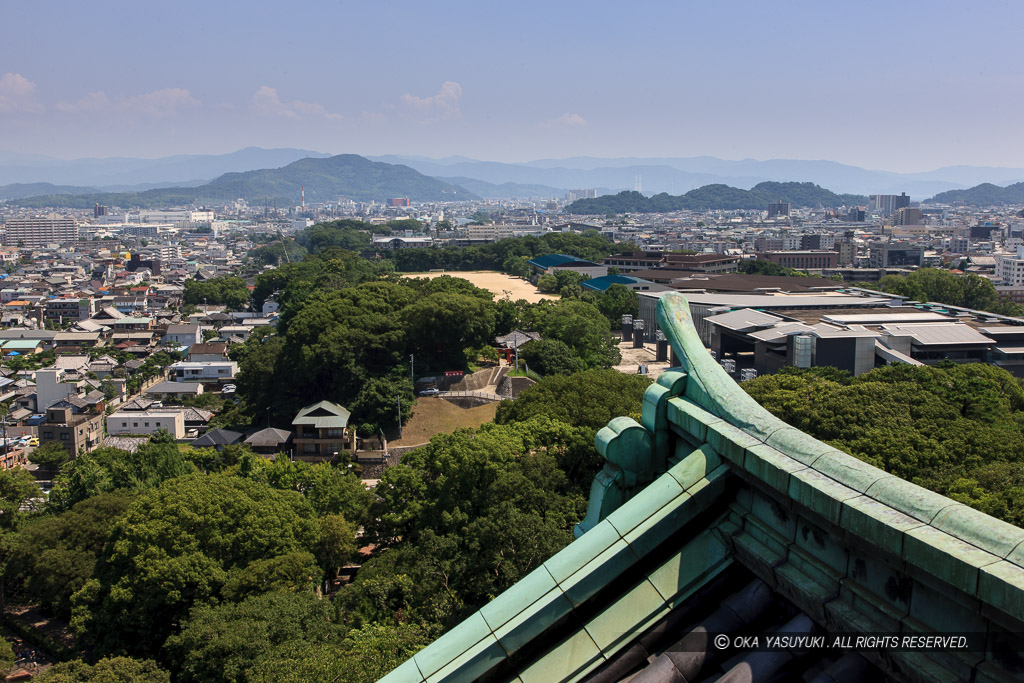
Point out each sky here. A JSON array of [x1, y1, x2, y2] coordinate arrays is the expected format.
[[2, 0, 1023, 172]]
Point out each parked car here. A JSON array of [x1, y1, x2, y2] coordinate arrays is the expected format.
[[418, 388, 440, 396], [28, 437, 38, 447]]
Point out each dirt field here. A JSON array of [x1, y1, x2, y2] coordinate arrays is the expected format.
[[390, 397, 498, 447], [614, 340, 671, 382], [402, 270, 559, 303]]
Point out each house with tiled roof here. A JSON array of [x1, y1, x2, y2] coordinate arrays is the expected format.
[[291, 400, 356, 461]]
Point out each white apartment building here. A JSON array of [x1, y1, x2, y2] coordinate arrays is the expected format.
[[3, 217, 78, 247], [107, 410, 185, 439], [996, 247, 1024, 286]]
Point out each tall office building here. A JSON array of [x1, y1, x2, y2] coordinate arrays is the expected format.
[[2, 217, 78, 247], [565, 189, 598, 202], [892, 207, 923, 225], [869, 193, 910, 216], [767, 201, 790, 218]]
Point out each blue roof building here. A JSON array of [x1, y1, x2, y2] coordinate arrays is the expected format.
[[580, 274, 666, 293]]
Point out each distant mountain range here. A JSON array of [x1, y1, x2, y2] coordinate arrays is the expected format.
[[7, 155, 477, 209], [0, 147, 331, 187], [371, 155, 1024, 198], [6, 147, 1024, 207], [433, 176, 565, 199], [566, 183, 867, 214]]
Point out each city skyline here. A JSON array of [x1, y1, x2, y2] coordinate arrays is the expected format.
[[3, 1, 1024, 172]]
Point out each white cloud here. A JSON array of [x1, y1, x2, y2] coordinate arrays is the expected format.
[[250, 86, 342, 120], [400, 81, 462, 121], [0, 73, 42, 113], [557, 112, 588, 126], [57, 88, 200, 118], [540, 112, 588, 128]]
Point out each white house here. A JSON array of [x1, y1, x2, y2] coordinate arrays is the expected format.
[[163, 323, 202, 348], [167, 360, 238, 382], [107, 409, 185, 439]]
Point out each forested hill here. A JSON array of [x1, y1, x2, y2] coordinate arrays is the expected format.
[[565, 181, 867, 214], [8, 154, 478, 209], [927, 182, 1024, 205]]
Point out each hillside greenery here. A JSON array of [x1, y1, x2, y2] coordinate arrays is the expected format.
[[928, 181, 1024, 206], [566, 181, 866, 214], [236, 225, 631, 435]]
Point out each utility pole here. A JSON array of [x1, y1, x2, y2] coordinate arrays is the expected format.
[[409, 354, 414, 382], [396, 396, 403, 439]]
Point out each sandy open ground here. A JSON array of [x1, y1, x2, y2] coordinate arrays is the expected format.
[[402, 270, 559, 303], [614, 340, 671, 382], [390, 397, 498, 447]]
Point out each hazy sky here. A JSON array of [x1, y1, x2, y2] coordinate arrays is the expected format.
[[2, 1, 1023, 171]]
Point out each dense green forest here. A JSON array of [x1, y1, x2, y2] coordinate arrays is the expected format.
[[0, 369, 649, 681], [744, 364, 1024, 524], [247, 219, 625, 274], [566, 181, 867, 214]]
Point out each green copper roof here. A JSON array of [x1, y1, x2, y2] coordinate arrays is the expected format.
[[382, 292, 1024, 683]]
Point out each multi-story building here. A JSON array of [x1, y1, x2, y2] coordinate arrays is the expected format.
[[168, 360, 237, 383], [291, 400, 357, 462], [601, 252, 666, 272], [838, 241, 857, 266], [35, 368, 84, 413], [950, 235, 971, 254], [564, 189, 597, 202], [163, 323, 202, 348], [2, 217, 78, 247], [996, 246, 1024, 286], [869, 242, 924, 267], [757, 251, 838, 269], [767, 201, 790, 218], [892, 207, 923, 226], [44, 298, 95, 323], [39, 401, 104, 455], [869, 193, 910, 216], [662, 254, 740, 273], [753, 237, 783, 252], [107, 409, 185, 439]]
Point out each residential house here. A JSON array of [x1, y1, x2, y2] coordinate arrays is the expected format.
[[187, 342, 227, 362], [107, 409, 185, 439], [163, 323, 202, 348], [291, 400, 357, 462], [143, 381, 204, 399], [244, 428, 292, 459], [167, 361, 237, 383], [191, 428, 243, 450]]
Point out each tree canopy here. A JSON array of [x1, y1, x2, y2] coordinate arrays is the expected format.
[[72, 473, 319, 656], [744, 364, 1024, 524], [183, 276, 251, 311], [859, 267, 1023, 316]]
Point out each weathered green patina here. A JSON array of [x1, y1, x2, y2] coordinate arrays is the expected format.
[[381, 292, 1024, 683]]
